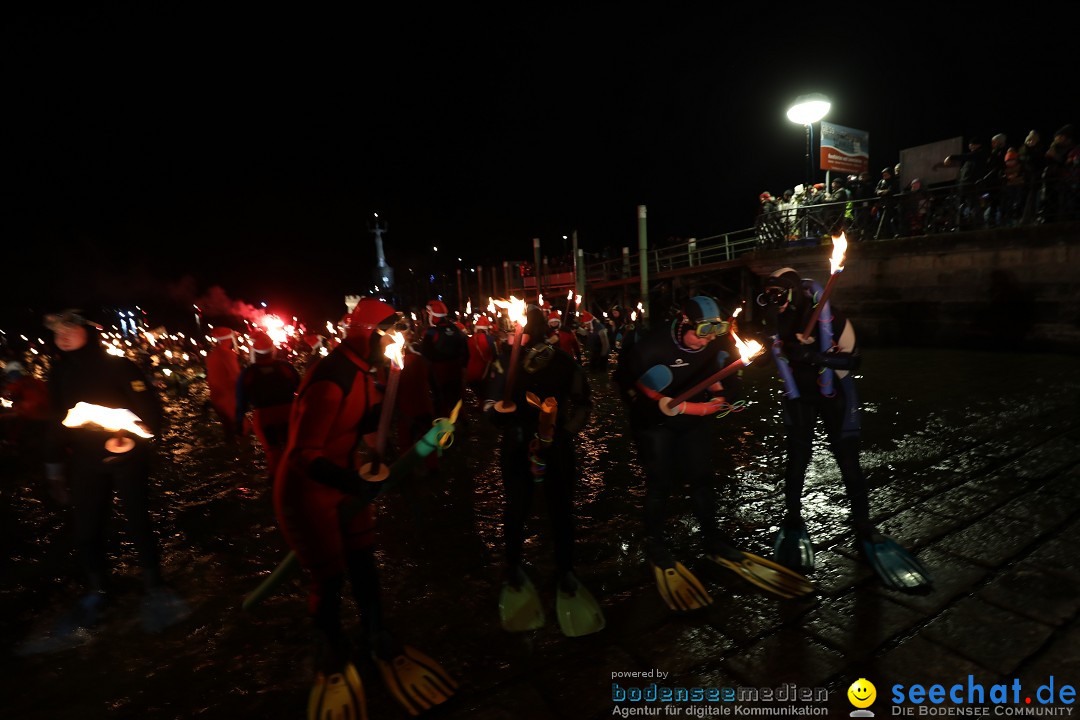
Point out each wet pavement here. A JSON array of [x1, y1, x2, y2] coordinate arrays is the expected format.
[[1, 347, 1078, 719]]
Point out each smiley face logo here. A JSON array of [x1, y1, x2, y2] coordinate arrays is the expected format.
[[847, 678, 876, 708]]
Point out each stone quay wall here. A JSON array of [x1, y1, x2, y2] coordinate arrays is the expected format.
[[742, 222, 1080, 353]]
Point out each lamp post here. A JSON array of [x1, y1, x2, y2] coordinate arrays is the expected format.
[[786, 93, 831, 186]]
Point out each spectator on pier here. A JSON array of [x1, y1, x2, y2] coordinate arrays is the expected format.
[[1019, 130, 1046, 224], [1043, 124, 1078, 222], [942, 137, 989, 230]]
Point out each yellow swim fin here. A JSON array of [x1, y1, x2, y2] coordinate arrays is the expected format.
[[307, 661, 367, 720], [376, 645, 458, 716], [650, 561, 713, 612]]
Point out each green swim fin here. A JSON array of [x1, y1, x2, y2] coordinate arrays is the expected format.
[[307, 662, 367, 720], [375, 644, 458, 716], [650, 561, 714, 612], [772, 515, 816, 575], [498, 566, 545, 632], [706, 544, 815, 599], [555, 573, 606, 637], [858, 529, 933, 592]]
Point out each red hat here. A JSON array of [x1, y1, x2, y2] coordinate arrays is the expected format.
[[426, 300, 448, 318], [579, 311, 594, 323], [474, 316, 492, 331], [547, 311, 562, 326], [344, 298, 400, 342], [252, 332, 274, 354], [211, 326, 234, 340], [454, 321, 467, 332], [759, 191, 772, 201]]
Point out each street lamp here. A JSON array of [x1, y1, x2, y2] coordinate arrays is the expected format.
[[786, 93, 831, 185]]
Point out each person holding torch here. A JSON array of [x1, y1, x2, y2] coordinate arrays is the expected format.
[[484, 302, 601, 636], [18, 310, 189, 656], [273, 297, 457, 719], [758, 266, 931, 592], [613, 295, 814, 612]]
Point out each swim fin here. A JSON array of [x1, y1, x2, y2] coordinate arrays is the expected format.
[[706, 544, 815, 599], [375, 645, 458, 716], [555, 573, 606, 637], [307, 662, 367, 720], [650, 561, 714, 612], [772, 515, 816, 575], [858, 529, 933, 592], [498, 566, 545, 632]]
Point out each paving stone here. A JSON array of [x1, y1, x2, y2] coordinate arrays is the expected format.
[[935, 512, 1044, 567], [919, 596, 1056, 675], [1023, 518, 1080, 584], [631, 622, 735, 676], [870, 634, 1001, 691], [976, 561, 1080, 627], [803, 588, 924, 659], [722, 626, 846, 687], [1040, 465, 1080, 503], [1015, 617, 1080, 696], [876, 506, 965, 549], [996, 485, 1078, 532]]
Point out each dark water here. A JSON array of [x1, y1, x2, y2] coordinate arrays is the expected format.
[[1, 348, 1077, 719]]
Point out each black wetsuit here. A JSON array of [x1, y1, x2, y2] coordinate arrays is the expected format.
[[613, 323, 741, 555], [46, 335, 165, 592], [484, 336, 591, 576], [771, 301, 869, 527]]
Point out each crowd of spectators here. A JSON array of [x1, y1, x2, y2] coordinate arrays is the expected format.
[[755, 124, 1078, 248]]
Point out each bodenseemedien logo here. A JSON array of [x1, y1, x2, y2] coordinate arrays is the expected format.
[[848, 678, 877, 717]]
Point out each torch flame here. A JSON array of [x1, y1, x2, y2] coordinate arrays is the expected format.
[[493, 296, 528, 328], [487, 297, 496, 314], [731, 330, 764, 366], [466, 300, 472, 315], [383, 330, 406, 370], [62, 402, 154, 438], [566, 290, 573, 300], [830, 233, 848, 274]]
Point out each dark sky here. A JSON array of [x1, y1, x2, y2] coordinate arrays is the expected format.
[[4, 7, 1074, 334]]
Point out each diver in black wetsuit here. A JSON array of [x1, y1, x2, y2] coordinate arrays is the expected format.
[[759, 268, 932, 592]]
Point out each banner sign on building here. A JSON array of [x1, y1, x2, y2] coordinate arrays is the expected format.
[[819, 121, 869, 174]]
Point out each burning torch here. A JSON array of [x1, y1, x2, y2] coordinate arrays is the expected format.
[[493, 296, 528, 412], [359, 330, 406, 483], [661, 331, 765, 414], [62, 401, 154, 453], [800, 233, 848, 342]]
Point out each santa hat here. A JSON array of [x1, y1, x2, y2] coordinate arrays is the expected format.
[[474, 316, 492, 332], [211, 326, 235, 341], [252, 332, 274, 354], [579, 311, 594, 323], [547, 311, 562, 327], [426, 300, 448, 318]]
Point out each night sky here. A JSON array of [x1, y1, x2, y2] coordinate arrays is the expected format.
[[4, 7, 1074, 335]]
